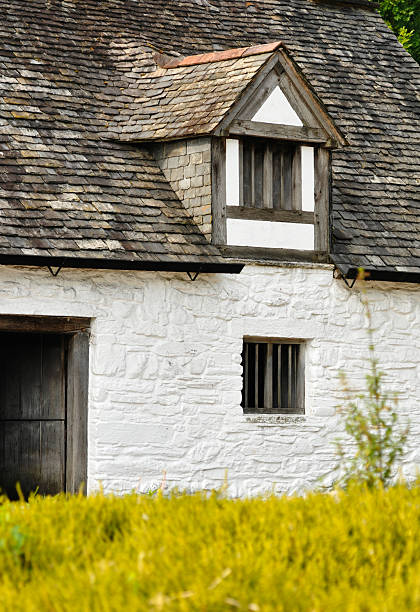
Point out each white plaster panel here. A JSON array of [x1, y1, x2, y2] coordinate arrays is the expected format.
[[252, 86, 303, 126], [227, 219, 315, 250], [226, 138, 240, 206], [301, 146, 315, 212], [0, 265, 418, 497]]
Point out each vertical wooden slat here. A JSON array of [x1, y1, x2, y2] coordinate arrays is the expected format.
[[239, 140, 244, 206], [254, 143, 264, 208], [66, 332, 89, 495], [243, 342, 249, 410], [276, 344, 281, 410], [291, 345, 297, 410], [254, 343, 259, 409], [272, 144, 282, 210], [288, 344, 292, 410], [291, 146, 302, 211], [263, 144, 273, 209], [314, 147, 330, 252], [211, 137, 227, 245], [264, 343, 273, 410], [41, 335, 66, 420], [40, 421, 65, 496], [243, 141, 253, 207], [282, 146, 293, 210], [297, 344, 305, 414]]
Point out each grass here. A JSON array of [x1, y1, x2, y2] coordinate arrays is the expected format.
[[0, 484, 419, 610]]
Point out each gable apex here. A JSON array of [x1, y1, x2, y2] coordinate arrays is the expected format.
[[215, 51, 347, 146], [251, 85, 304, 127]]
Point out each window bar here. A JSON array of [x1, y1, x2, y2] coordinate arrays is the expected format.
[[243, 342, 249, 410], [263, 144, 273, 209], [288, 344, 292, 410], [264, 342, 273, 410], [254, 342, 259, 410], [276, 344, 281, 410], [291, 345, 297, 410]]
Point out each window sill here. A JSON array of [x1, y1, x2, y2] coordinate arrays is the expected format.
[[219, 245, 330, 265], [244, 414, 306, 425]]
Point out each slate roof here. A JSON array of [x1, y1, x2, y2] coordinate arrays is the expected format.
[[109, 44, 281, 142], [1, 0, 420, 280]]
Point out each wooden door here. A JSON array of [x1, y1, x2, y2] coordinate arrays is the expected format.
[[0, 333, 66, 499]]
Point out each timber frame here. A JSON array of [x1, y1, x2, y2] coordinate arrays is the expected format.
[[211, 136, 332, 259], [0, 314, 90, 494], [211, 48, 340, 259]]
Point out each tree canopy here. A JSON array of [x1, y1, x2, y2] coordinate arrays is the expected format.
[[376, 0, 420, 64]]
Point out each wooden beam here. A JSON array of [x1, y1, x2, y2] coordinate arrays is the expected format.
[[228, 120, 328, 144], [314, 147, 331, 252], [66, 332, 89, 495], [219, 244, 329, 263], [211, 137, 227, 245], [226, 206, 314, 224], [0, 315, 91, 334], [215, 55, 283, 135], [274, 54, 347, 146]]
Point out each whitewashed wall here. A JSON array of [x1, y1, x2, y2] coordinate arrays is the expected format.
[[0, 264, 419, 496]]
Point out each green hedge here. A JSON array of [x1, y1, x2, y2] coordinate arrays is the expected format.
[[0, 484, 419, 610]]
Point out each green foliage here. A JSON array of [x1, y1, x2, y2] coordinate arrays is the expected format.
[[1, 486, 420, 609], [376, 0, 420, 63], [336, 282, 409, 488]]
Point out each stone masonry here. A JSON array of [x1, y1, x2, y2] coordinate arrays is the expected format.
[[154, 138, 212, 240], [0, 263, 419, 497]]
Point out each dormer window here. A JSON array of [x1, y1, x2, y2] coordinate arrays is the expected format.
[[225, 137, 316, 250], [209, 51, 345, 257], [128, 42, 346, 258]]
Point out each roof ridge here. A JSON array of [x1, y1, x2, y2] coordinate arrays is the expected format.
[[155, 42, 283, 69]]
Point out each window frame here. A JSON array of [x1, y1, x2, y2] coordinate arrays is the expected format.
[[242, 337, 305, 415], [211, 135, 331, 258]]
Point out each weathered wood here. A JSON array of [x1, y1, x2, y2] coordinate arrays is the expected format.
[[254, 343, 259, 409], [264, 342, 273, 410], [239, 71, 281, 121], [244, 337, 306, 345], [215, 56, 283, 133], [243, 342, 248, 410], [66, 332, 89, 495], [219, 245, 329, 262], [263, 145, 273, 208], [0, 315, 90, 334], [229, 120, 328, 144], [291, 145, 302, 211], [226, 206, 314, 224], [211, 137, 227, 245], [254, 142, 264, 208], [296, 344, 306, 414], [0, 334, 65, 421], [282, 145, 293, 210], [314, 147, 331, 252], [274, 56, 346, 146], [0, 333, 67, 499]]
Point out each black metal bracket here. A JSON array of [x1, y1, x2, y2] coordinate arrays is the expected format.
[[47, 266, 63, 277], [333, 266, 357, 289], [186, 271, 200, 282]]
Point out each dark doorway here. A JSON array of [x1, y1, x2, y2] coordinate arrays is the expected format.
[[0, 333, 66, 499], [0, 317, 90, 499]]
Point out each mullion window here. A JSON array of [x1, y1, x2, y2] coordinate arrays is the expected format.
[[241, 138, 298, 211]]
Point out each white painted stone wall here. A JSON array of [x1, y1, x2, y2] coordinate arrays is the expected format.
[[0, 263, 419, 497]]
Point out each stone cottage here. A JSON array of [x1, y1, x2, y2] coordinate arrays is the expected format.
[[0, 0, 419, 497]]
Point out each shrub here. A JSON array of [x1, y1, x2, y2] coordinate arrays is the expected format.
[[0, 485, 420, 610], [335, 273, 409, 488]]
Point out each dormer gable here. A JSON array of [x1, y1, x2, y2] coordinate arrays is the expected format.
[[112, 43, 345, 261]]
